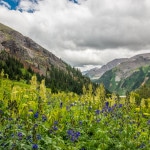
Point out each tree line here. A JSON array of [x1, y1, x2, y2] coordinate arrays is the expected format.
[[0, 52, 96, 94]]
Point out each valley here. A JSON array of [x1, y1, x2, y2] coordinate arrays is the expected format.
[[0, 22, 150, 149]]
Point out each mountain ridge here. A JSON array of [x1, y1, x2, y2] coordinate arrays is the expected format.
[[95, 53, 150, 95], [84, 58, 128, 80]]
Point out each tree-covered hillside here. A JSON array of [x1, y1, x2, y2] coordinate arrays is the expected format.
[[97, 65, 150, 95], [0, 51, 94, 94], [0, 51, 35, 81]]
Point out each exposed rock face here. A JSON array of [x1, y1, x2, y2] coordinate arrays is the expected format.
[[115, 54, 150, 79], [0, 23, 66, 75]]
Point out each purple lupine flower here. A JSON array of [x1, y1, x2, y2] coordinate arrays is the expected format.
[[67, 129, 74, 136], [95, 109, 100, 115], [113, 104, 117, 107], [34, 112, 39, 118], [32, 144, 38, 149], [67, 129, 81, 142], [54, 121, 58, 125], [108, 107, 112, 112], [18, 132, 23, 137], [75, 131, 80, 138], [118, 104, 123, 108], [53, 126, 58, 131], [71, 136, 76, 142], [105, 102, 109, 108]]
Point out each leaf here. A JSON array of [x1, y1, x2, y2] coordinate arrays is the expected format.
[[44, 136, 52, 145]]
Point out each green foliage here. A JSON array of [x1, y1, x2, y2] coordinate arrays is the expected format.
[[122, 68, 145, 91], [97, 69, 114, 89], [136, 85, 150, 99], [0, 76, 149, 150]]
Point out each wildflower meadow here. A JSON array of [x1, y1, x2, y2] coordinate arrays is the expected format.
[[0, 74, 150, 150]]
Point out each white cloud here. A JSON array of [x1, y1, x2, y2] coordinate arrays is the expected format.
[[76, 65, 102, 72], [17, 0, 39, 12], [0, 0, 150, 71], [62, 48, 150, 66], [73, 48, 150, 71], [0, 0, 11, 9]]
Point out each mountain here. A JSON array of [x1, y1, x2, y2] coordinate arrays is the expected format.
[[0, 23, 67, 75], [0, 22, 92, 94], [84, 58, 128, 80], [95, 53, 150, 95]]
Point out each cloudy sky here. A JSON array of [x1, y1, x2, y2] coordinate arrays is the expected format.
[[0, 0, 150, 71]]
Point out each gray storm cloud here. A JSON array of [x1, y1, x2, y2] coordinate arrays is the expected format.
[[0, 0, 150, 70]]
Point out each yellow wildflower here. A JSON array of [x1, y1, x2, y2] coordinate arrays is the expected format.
[[22, 103, 28, 107], [135, 108, 140, 112], [28, 111, 33, 115], [141, 99, 146, 108], [141, 132, 148, 136], [143, 113, 150, 116], [23, 95, 29, 99]]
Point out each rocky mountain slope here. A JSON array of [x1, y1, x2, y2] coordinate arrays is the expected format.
[[84, 58, 128, 80], [0, 22, 92, 94], [0, 22, 66, 76], [96, 53, 150, 95]]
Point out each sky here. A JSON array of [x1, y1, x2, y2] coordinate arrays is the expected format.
[[0, 0, 150, 71]]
